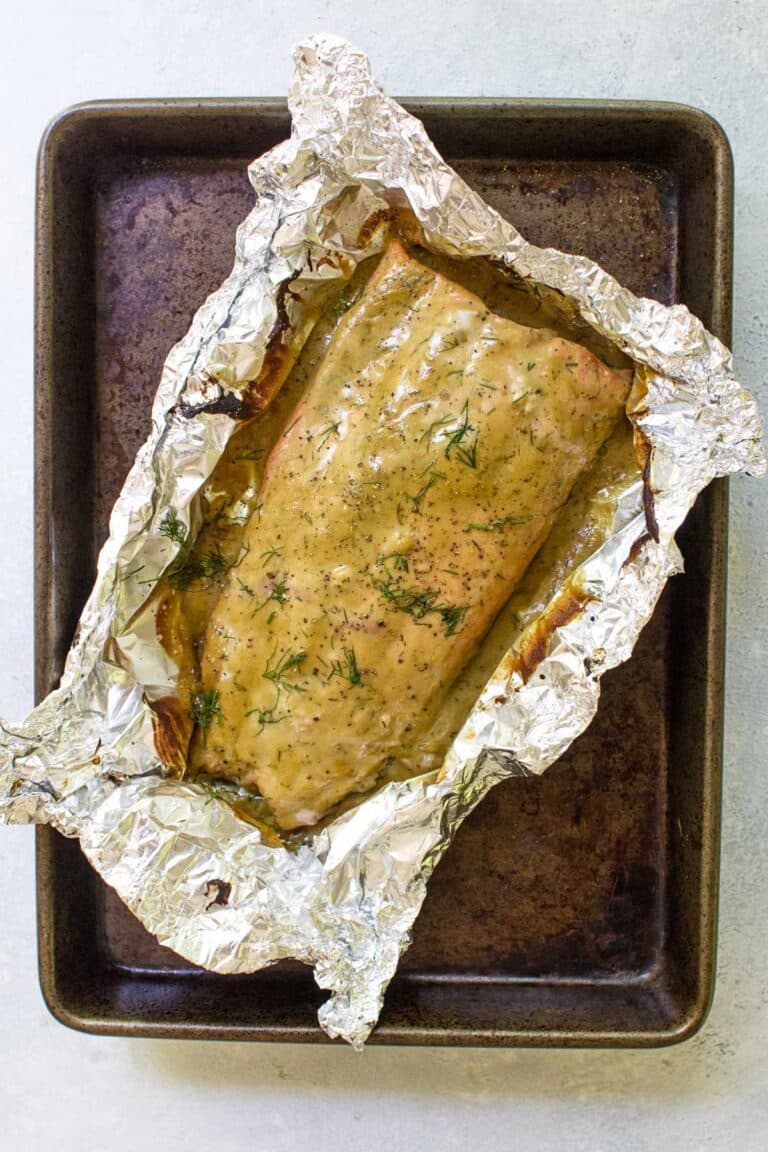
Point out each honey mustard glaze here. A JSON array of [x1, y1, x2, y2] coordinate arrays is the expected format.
[[155, 237, 636, 831]]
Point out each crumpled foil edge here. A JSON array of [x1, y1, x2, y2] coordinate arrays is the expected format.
[[0, 35, 764, 1047]]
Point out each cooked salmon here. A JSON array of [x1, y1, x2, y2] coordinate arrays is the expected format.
[[193, 240, 631, 828]]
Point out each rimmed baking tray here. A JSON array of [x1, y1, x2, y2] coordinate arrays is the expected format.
[[34, 98, 731, 1045]]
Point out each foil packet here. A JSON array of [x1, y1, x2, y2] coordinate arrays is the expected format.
[[0, 35, 764, 1047]]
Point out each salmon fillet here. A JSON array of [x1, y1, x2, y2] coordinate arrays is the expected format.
[[193, 240, 631, 828]]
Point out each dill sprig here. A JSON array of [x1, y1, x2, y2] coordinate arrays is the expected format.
[[263, 647, 307, 695], [373, 575, 467, 637], [160, 510, 192, 582], [315, 421, 341, 450], [468, 516, 532, 533], [159, 510, 237, 591], [202, 780, 224, 806], [256, 647, 307, 724], [251, 574, 290, 615], [374, 577, 438, 618], [327, 647, 363, 687], [441, 402, 478, 469], [245, 705, 287, 735], [380, 552, 410, 572], [265, 576, 289, 606], [160, 509, 187, 546], [420, 413, 454, 445], [421, 402, 479, 469], [412, 466, 446, 513], [438, 604, 469, 636], [168, 544, 229, 590], [191, 689, 221, 730]]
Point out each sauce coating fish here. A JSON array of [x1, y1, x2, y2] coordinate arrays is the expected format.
[[192, 240, 631, 828]]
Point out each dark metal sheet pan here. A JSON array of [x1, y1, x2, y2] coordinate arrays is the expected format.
[[34, 98, 731, 1045]]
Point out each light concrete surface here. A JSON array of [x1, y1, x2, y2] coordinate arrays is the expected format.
[[1, 2, 766, 1149]]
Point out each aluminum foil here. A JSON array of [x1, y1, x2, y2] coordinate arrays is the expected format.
[[0, 35, 764, 1047]]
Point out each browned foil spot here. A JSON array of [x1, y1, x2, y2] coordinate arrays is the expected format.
[[641, 448, 660, 543], [150, 696, 192, 777], [507, 585, 593, 685], [356, 207, 393, 248]]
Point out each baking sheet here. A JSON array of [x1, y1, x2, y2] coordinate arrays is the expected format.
[[35, 98, 729, 1044]]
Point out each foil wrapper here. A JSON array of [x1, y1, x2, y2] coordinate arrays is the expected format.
[[1, 35, 764, 1047]]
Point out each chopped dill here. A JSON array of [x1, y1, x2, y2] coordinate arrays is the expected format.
[[301, 511, 314, 526], [159, 511, 241, 590], [439, 604, 469, 636], [263, 647, 307, 694], [315, 421, 341, 450], [266, 576, 289, 606], [441, 401, 478, 469], [379, 552, 410, 572], [191, 689, 221, 731], [234, 445, 265, 461], [260, 547, 281, 566], [526, 362, 536, 371], [245, 705, 287, 735], [421, 402, 478, 469], [202, 780, 223, 806], [468, 516, 531, 532], [565, 360, 578, 369], [168, 544, 230, 590], [411, 467, 446, 513], [159, 509, 187, 547], [252, 575, 290, 615], [237, 577, 255, 597], [327, 646, 364, 687], [373, 575, 467, 637], [420, 413, 455, 446], [159, 510, 192, 584]]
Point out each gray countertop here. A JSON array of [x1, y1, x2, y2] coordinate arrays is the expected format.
[[1, 2, 766, 1148]]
